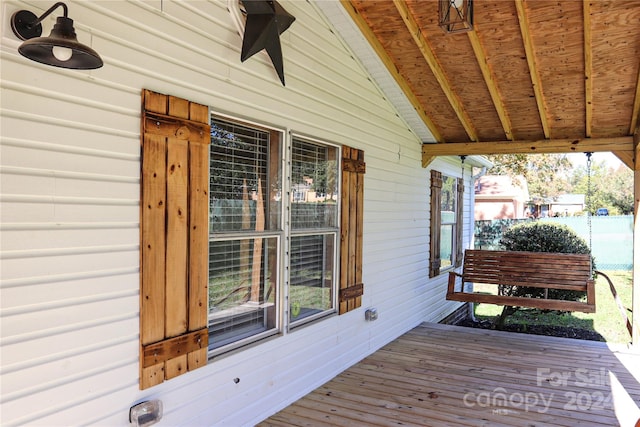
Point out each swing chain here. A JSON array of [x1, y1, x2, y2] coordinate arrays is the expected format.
[[585, 152, 593, 273]]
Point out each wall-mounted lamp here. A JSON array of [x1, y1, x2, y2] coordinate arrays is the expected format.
[[129, 400, 163, 427], [10, 2, 103, 69], [439, 0, 474, 34]]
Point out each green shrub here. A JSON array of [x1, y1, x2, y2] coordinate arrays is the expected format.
[[499, 221, 595, 302]]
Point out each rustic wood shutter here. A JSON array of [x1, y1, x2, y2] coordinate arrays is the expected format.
[[140, 89, 210, 389], [429, 170, 442, 278], [455, 177, 464, 268], [339, 146, 365, 314]]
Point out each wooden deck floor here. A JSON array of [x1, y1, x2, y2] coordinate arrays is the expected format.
[[259, 323, 640, 427]]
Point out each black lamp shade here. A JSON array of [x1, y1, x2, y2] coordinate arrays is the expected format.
[[11, 4, 103, 70], [18, 16, 103, 69]]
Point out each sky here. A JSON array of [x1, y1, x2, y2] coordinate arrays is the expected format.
[[566, 152, 622, 170]]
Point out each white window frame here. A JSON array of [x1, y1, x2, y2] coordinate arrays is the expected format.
[[286, 134, 341, 330], [440, 173, 458, 271], [208, 115, 341, 356]]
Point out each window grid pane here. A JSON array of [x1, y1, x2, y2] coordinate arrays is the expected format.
[[440, 224, 454, 268], [208, 237, 277, 350], [289, 234, 335, 323], [441, 175, 457, 224], [210, 120, 278, 233], [291, 139, 338, 229]]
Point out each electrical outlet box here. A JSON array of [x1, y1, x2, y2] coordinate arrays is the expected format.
[[365, 308, 378, 321]]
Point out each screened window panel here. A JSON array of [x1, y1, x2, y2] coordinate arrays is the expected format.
[[208, 237, 277, 350], [441, 175, 456, 214], [210, 119, 281, 233], [440, 224, 454, 268], [289, 234, 335, 323], [291, 138, 338, 230], [440, 175, 457, 269]]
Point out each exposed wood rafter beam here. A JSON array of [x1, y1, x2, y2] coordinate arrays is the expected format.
[[422, 136, 634, 158], [632, 129, 640, 171], [583, 0, 592, 137], [626, 66, 640, 169], [393, 0, 479, 142], [634, 130, 640, 346], [631, 59, 640, 135], [339, 1, 443, 142], [613, 151, 635, 171], [467, 30, 513, 141], [515, 0, 551, 139], [422, 155, 435, 168]]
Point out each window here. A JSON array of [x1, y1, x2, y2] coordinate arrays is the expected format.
[[290, 138, 339, 325], [208, 118, 282, 352], [440, 175, 456, 269], [139, 90, 365, 388], [430, 170, 464, 277], [208, 117, 342, 350]]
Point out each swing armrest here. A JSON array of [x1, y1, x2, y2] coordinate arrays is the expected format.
[[447, 271, 464, 294]]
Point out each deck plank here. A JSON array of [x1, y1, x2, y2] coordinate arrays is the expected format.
[[259, 323, 640, 427]]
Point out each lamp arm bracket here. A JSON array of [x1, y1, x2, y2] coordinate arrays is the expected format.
[[11, 2, 68, 41], [29, 2, 68, 28]]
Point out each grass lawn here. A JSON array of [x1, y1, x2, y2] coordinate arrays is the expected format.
[[473, 270, 633, 344]]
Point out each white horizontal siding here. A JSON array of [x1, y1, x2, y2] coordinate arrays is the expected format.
[[0, 1, 470, 425]]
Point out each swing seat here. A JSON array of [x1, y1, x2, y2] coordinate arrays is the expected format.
[[446, 250, 596, 313]]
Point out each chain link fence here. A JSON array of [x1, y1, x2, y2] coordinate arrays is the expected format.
[[474, 216, 633, 271]]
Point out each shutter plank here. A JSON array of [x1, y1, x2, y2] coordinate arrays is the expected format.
[[355, 151, 364, 309], [169, 95, 190, 119], [141, 134, 166, 345], [340, 147, 350, 314], [188, 348, 208, 371], [189, 140, 209, 330], [144, 89, 168, 114], [166, 138, 189, 337], [190, 103, 209, 124], [141, 363, 164, 390], [429, 170, 442, 277], [143, 114, 208, 144], [455, 177, 464, 267], [165, 355, 187, 380], [347, 149, 357, 312]]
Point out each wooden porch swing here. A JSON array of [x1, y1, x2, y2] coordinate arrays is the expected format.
[[446, 152, 634, 337], [447, 153, 598, 314], [446, 249, 596, 313]]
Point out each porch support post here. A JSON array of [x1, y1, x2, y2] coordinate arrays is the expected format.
[[633, 130, 640, 347]]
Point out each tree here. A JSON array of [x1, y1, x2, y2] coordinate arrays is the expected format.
[[570, 161, 633, 215], [607, 166, 633, 214], [484, 154, 572, 200]]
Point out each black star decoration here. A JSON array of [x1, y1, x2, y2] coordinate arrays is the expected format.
[[240, 0, 295, 86]]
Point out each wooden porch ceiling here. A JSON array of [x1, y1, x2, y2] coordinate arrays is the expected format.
[[340, 0, 640, 168]]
